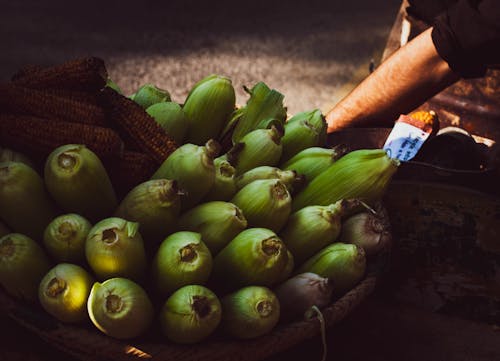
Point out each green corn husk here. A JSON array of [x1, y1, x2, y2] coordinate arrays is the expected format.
[[203, 158, 238, 202], [87, 277, 154, 339], [0, 233, 51, 302], [0, 221, 10, 238], [212, 228, 291, 289], [231, 82, 287, 144], [292, 149, 400, 211], [152, 140, 219, 210], [280, 110, 327, 163], [297, 243, 366, 295], [0, 147, 35, 169], [43, 213, 92, 263], [85, 217, 147, 281], [281, 145, 347, 182], [160, 285, 222, 344], [114, 179, 182, 247], [221, 286, 280, 339], [151, 231, 213, 297], [132, 84, 171, 109], [0, 161, 59, 239], [227, 125, 284, 175], [44, 144, 118, 222], [231, 179, 291, 233], [146, 101, 188, 144], [279, 201, 344, 266], [178, 201, 247, 255], [183, 75, 236, 145], [235, 166, 305, 194], [38, 263, 94, 323]]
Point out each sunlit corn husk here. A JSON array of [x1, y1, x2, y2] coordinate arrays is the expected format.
[[38, 263, 94, 323], [235, 166, 305, 195], [279, 201, 344, 265], [178, 201, 247, 255], [212, 228, 291, 289], [231, 179, 291, 233], [132, 83, 171, 109], [146, 101, 188, 144], [0, 147, 35, 169], [0, 233, 51, 302], [44, 144, 118, 222], [43, 213, 92, 263], [114, 179, 182, 247], [87, 277, 154, 339], [0, 161, 59, 239], [231, 82, 287, 144], [221, 286, 280, 339], [339, 210, 392, 257], [0, 221, 9, 238], [297, 243, 366, 295], [183, 75, 236, 145], [85, 217, 147, 281], [280, 110, 325, 163], [160, 285, 221, 344], [203, 158, 238, 202], [280, 145, 347, 182], [151, 231, 213, 297], [292, 149, 400, 211], [151, 140, 219, 210], [228, 125, 284, 175]]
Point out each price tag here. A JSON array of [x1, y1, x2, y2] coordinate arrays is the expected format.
[[383, 114, 432, 161]]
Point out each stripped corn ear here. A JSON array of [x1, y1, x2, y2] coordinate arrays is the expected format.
[[292, 149, 399, 211], [231, 82, 287, 144], [183, 75, 236, 145], [203, 158, 238, 202]]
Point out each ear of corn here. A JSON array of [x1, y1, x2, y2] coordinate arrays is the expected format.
[[132, 84, 171, 109], [231, 82, 287, 144], [203, 158, 238, 202], [292, 149, 399, 211], [183, 75, 236, 145], [235, 166, 305, 194], [146, 102, 188, 145]]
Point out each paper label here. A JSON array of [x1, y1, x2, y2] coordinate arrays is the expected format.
[[383, 120, 430, 161]]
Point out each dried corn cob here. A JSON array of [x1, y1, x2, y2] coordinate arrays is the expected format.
[[0, 84, 107, 126], [0, 114, 124, 161], [100, 87, 177, 164], [40, 87, 101, 106], [11, 57, 107, 91], [10, 64, 43, 81]]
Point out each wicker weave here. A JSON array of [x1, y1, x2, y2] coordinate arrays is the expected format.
[[0, 276, 376, 361]]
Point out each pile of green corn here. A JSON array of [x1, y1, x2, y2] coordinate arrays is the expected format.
[[0, 75, 399, 343]]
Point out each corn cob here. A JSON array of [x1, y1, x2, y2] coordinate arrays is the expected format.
[[231, 82, 287, 144], [183, 75, 236, 145], [40, 87, 101, 106], [11, 57, 108, 91], [132, 84, 171, 109], [100, 87, 177, 163], [0, 84, 107, 126], [10, 64, 43, 81], [0, 114, 124, 161], [292, 149, 399, 211]]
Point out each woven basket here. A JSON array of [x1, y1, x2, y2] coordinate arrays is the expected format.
[[0, 276, 376, 361]]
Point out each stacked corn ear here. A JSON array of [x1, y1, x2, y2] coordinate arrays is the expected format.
[[0, 161, 59, 239], [279, 201, 343, 265], [132, 84, 171, 109], [178, 201, 248, 256], [151, 140, 219, 210], [292, 149, 400, 211], [44, 144, 117, 222], [227, 124, 284, 175], [280, 144, 348, 182], [203, 157, 238, 202], [231, 82, 287, 144], [146, 102, 188, 145], [114, 179, 182, 247], [212, 228, 291, 290], [0, 233, 51, 302], [280, 109, 327, 163], [183, 75, 236, 145], [297, 242, 366, 295], [235, 166, 305, 195], [231, 179, 291, 233]]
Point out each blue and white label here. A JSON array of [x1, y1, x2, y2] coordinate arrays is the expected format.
[[383, 121, 430, 161]]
